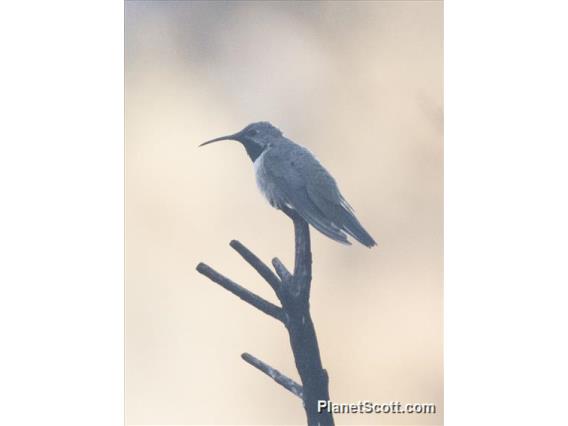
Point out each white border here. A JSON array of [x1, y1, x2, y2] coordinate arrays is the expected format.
[[0, 1, 124, 425], [446, 1, 568, 424]]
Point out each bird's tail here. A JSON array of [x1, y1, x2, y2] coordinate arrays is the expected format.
[[341, 211, 377, 248], [303, 188, 377, 248]]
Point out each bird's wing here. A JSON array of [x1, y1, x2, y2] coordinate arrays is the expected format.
[[305, 168, 377, 248], [291, 146, 377, 248], [265, 145, 351, 245]]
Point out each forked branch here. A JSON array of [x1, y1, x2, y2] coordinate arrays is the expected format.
[[196, 212, 334, 425]]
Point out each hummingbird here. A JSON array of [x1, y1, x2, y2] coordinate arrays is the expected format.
[[200, 122, 377, 248]]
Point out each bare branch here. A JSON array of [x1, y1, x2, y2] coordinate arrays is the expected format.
[[241, 352, 303, 399], [230, 240, 281, 292], [291, 215, 312, 295], [196, 263, 284, 322], [272, 257, 292, 283], [196, 209, 333, 424]]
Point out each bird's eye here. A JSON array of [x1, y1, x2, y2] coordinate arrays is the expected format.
[[250, 129, 259, 136]]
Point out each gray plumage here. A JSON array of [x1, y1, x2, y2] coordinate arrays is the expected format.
[[200, 122, 377, 248]]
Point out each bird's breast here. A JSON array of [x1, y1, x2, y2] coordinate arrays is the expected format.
[[252, 149, 266, 175], [253, 150, 282, 208]]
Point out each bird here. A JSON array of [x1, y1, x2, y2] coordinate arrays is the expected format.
[[199, 122, 377, 248]]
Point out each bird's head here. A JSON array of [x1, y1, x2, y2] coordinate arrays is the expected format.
[[200, 122, 283, 162]]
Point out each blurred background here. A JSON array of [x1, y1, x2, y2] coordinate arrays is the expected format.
[[125, 1, 442, 425]]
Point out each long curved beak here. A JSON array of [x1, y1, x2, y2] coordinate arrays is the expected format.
[[199, 132, 241, 147]]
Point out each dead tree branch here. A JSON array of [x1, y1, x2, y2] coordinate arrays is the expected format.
[[196, 212, 334, 425], [195, 263, 284, 322], [241, 352, 304, 399]]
